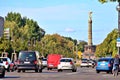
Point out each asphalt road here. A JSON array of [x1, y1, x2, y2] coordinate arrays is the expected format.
[[1, 67, 120, 80]]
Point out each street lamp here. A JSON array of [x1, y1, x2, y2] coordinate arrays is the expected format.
[[116, 2, 120, 55]]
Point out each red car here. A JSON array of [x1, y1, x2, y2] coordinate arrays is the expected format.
[[47, 54, 62, 70]]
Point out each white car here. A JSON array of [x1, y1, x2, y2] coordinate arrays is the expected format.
[[57, 58, 77, 72], [80, 61, 89, 67], [42, 58, 47, 68], [0, 57, 12, 72]]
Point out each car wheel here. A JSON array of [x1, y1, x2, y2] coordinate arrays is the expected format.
[[7, 66, 10, 72], [72, 69, 77, 72], [0, 71, 5, 78], [96, 70, 100, 73], [39, 69, 42, 73], [17, 69, 21, 73], [58, 69, 61, 72], [35, 69, 38, 72], [22, 70, 25, 72]]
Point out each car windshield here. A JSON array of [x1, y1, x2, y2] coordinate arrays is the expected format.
[[60, 59, 71, 62], [19, 51, 36, 61]]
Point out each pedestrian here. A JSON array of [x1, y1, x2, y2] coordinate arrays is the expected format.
[[112, 54, 120, 76]]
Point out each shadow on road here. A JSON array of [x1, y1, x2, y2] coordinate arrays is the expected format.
[[3, 76, 20, 79]]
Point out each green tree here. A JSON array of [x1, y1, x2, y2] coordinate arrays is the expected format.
[[95, 29, 118, 57], [1, 12, 45, 54], [77, 41, 87, 52], [40, 34, 75, 58], [99, 0, 120, 3]]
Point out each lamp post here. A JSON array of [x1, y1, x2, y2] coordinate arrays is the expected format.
[[116, 2, 120, 55]]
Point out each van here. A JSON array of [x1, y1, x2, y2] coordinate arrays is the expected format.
[[47, 54, 61, 70], [17, 51, 43, 73]]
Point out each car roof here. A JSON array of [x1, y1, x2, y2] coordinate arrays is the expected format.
[[98, 57, 113, 61]]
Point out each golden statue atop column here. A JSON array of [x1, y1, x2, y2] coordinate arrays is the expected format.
[[88, 11, 93, 46]]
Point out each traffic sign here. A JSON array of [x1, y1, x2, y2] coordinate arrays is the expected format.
[[0, 16, 4, 37], [117, 38, 120, 47]]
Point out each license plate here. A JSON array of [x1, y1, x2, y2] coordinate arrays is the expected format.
[[100, 63, 105, 66], [49, 64, 53, 67], [24, 61, 30, 64]]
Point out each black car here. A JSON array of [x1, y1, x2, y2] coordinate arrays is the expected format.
[[17, 51, 43, 73], [0, 65, 5, 78]]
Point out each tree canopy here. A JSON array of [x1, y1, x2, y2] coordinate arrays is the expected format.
[[95, 29, 118, 57], [98, 0, 120, 3]]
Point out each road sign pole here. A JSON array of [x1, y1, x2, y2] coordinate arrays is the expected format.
[[116, 2, 120, 55]]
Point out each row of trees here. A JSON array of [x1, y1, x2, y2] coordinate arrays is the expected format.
[[0, 12, 87, 58], [2, 11, 119, 59], [95, 29, 118, 57], [0, 12, 45, 57]]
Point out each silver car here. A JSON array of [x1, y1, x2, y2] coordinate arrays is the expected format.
[[42, 58, 47, 68], [57, 58, 77, 72], [0, 57, 12, 72]]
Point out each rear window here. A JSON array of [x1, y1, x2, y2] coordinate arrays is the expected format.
[[0, 58, 7, 61], [19, 51, 36, 61], [60, 59, 72, 62], [42, 58, 47, 61], [0, 58, 8, 63], [82, 61, 88, 63], [98, 58, 110, 62]]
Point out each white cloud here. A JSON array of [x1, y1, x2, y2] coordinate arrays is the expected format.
[[65, 28, 75, 32]]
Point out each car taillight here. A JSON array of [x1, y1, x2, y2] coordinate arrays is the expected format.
[[17, 60, 20, 64], [70, 61, 73, 65], [10, 63, 14, 67], [108, 64, 111, 67], [34, 61, 37, 64], [96, 63, 98, 66], [6, 61, 8, 65]]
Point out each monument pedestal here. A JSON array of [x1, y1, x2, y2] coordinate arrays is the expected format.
[[83, 45, 96, 60]]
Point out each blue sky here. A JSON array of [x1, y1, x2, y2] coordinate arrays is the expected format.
[[0, 0, 118, 45]]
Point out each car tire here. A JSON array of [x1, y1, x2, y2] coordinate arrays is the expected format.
[[96, 70, 100, 73], [35, 69, 38, 72], [17, 69, 21, 73], [39, 69, 42, 73], [0, 71, 5, 78], [22, 70, 25, 72], [72, 69, 77, 72], [58, 69, 61, 72]]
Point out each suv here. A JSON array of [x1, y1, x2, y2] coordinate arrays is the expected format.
[[17, 51, 43, 73], [57, 58, 77, 72]]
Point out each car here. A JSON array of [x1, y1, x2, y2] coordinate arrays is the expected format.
[[0, 63, 5, 78], [96, 57, 114, 73], [0, 57, 12, 72], [42, 58, 47, 68], [88, 60, 96, 68], [17, 51, 43, 73], [80, 59, 89, 67], [47, 54, 61, 70], [57, 58, 77, 72]]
